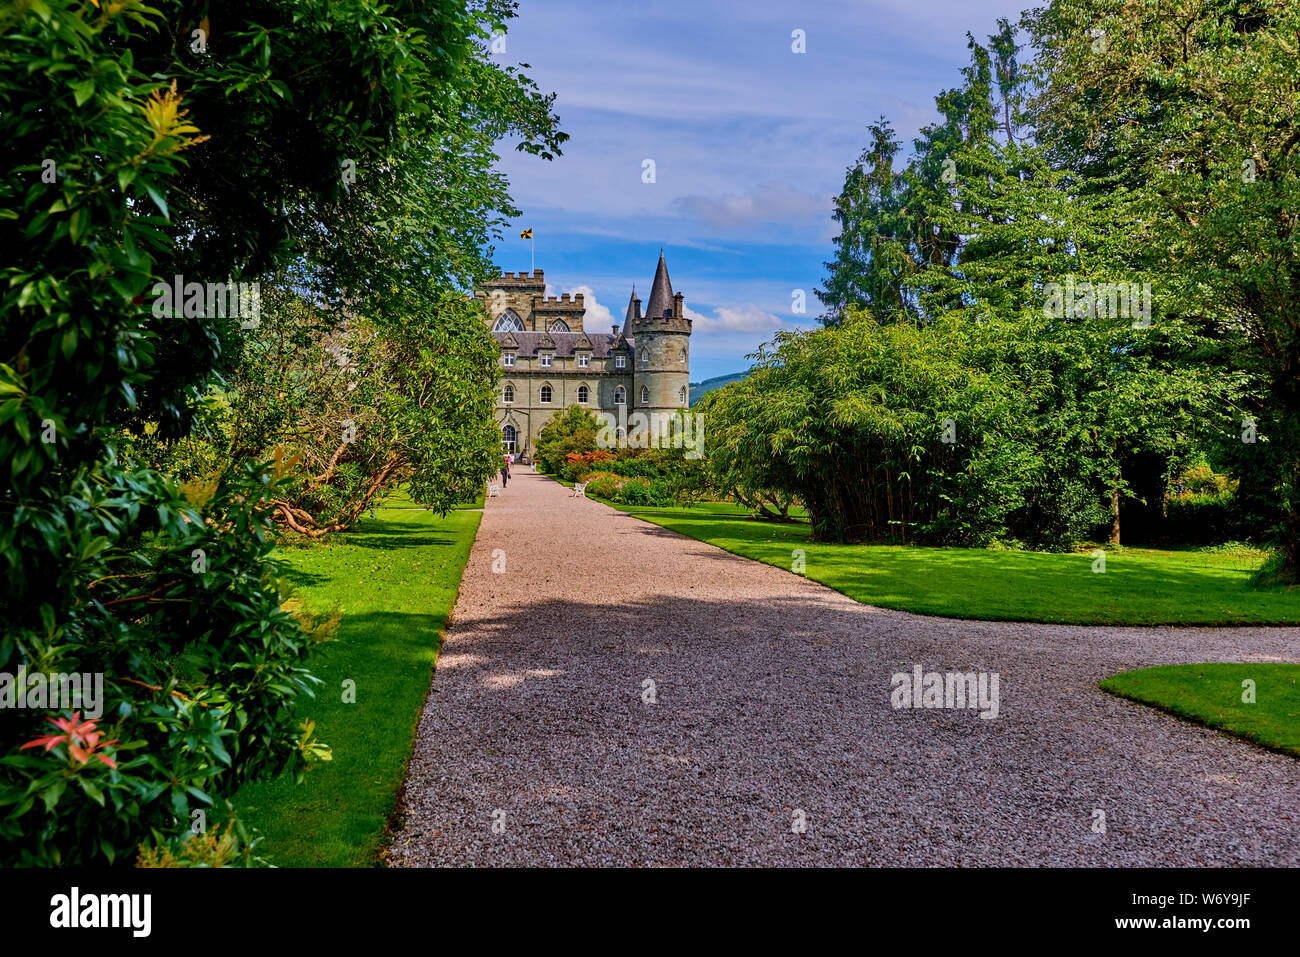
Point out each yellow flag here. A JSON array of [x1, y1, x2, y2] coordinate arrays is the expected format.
[[520, 227, 533, 239]]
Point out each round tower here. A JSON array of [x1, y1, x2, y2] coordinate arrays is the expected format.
[[629, 251, 692, 414]]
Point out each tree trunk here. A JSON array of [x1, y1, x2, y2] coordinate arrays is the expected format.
[[1109, 465, 1121, 547]]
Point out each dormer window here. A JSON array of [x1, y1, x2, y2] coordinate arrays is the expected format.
[[578, 354, 589, 368], [503, 353, 516, 367], [540, 354, 552, 367], [615, 355, 626, 369]]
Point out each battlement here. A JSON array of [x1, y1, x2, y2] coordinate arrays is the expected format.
[[491, 270, 545, 284], [532, 293, 585, 311], [635, 314, 693, 334]]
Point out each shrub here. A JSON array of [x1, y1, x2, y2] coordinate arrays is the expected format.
[[564, 449, 614, 482], [1172, 463, 1238, 497], [0, 459, 338, 867], [1165, 491, 1250, 544], [615, 476, 672, 507], [579, 470, 622, 499]]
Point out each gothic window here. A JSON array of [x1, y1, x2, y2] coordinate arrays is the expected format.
[[614, 386, 626, 405], [679, 348, 687, 363], [640, 385, 649, 406], [577, 385, 589, 403], [493, 309, 525, 332], [641, 350, 649, 366], [540, 385, 552, 403], [549, 319, 570, 332], [503, 384, 514, 403], [678, 386, 687, 405], [502, 424, 517, 451]]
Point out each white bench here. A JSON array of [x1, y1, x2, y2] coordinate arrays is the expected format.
[[488, 483, 501, 497], [571, 482, 587, 498]]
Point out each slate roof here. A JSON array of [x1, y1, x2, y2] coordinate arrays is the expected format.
[[492, 331, 629, 358], [644, 251, 674, 319]]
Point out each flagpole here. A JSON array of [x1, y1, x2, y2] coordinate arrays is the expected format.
[[531, 234, 535, 274]]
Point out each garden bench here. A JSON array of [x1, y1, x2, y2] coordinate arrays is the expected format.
[[571, 482, 587, 498]]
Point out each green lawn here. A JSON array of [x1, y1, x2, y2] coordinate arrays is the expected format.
[[232, 502, 481, 866], [1101, 664, 1300, 758], [593, 497, 1300, 625]]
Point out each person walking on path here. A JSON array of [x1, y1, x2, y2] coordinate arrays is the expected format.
[[499, 453, 511, 489]]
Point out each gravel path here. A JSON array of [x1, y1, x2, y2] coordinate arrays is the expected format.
[[387, 467, 1300, 866]]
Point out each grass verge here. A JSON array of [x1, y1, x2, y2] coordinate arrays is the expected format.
[[580, 495, 1299, 626], [232, 502, 481, 866], [1100, 664, 1300, 758]]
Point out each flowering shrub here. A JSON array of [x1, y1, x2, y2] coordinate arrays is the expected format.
[[563, 449, 615, 482], [578, 470, 622, 499], [0, 459, 338, 866]]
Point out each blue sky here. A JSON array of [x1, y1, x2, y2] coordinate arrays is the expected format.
[[492, 0, 1027, 381]]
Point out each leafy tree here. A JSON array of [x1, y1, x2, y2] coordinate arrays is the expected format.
[[0, 0, 560, 864], [693, 386, 798, 520], [814, 19, 1240, 546], [1023, 0, 1300, 576], [534, 405, 602, 476]]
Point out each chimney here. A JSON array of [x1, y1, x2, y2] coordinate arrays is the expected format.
[[612, 324, 620, 338]]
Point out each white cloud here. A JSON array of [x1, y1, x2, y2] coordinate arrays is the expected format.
[[563, 284, 615, 329], [673, 183, 832, 229], [684, 304, 787, 335]]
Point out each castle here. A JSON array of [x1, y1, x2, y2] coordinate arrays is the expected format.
[[475, 252, 692, 457]]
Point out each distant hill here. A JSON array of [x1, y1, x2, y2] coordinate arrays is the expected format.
[[689, 371, 749, 405]]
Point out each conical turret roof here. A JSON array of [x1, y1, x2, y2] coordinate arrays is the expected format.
[[645, 251, 674, 319], [624, 285, 638, 326]]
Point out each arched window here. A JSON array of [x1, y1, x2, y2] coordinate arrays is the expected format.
[[640, 385, 649, 406], [678, 386, 687, 405], [641, 350, 649, 366], [493, 309, 525, 332], [614, 386, 626, 405], [540, 384, 552, 403], [679, 348, 687, 363], [502, 384, 514, 403], [502, 424, 517, 451], [549, 319, 569, 332], [577, 385, 589, 403]]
